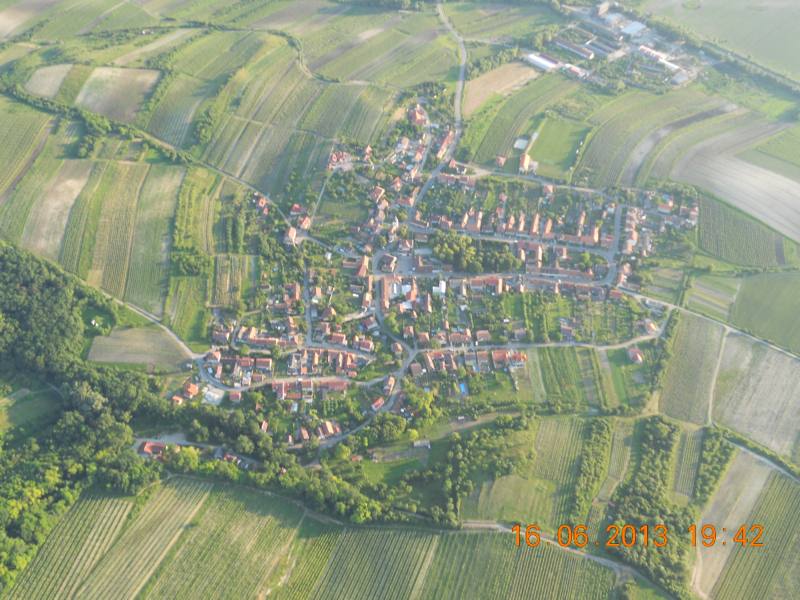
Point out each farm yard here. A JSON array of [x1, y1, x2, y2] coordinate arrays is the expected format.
[[712, 334, 800, 463], [659, 314, 724, 425]]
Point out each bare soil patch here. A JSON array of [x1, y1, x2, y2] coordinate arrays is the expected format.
[[0, 0, 59, 39], [464, 62, 538, 117], [25, 63, 72, 98], [22, 160, 93, 261], [713, 333, 800, 459], [75, 67, 160, 123]]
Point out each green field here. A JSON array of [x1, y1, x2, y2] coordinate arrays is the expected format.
[[528, 117, 588, 181], [0, 373, 60, 432], [444, 1, 562, 43], [0, 97, 51, 198], [463, 417, 585, 530], [12, 476, 623, 599], [730, 272, 800, 354], [164, 275, 210, 350], [670, 427, 702, 504], [659, 314, 724, 425], [647, 0, 800, 82]]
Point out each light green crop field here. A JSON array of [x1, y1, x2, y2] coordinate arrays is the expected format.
[[647, 0, 800, 82], [731, 272, 800, 354], [659, 314, 724, 425], [444, 1, 563, 43]]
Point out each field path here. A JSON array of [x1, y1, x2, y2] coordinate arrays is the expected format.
[[707, 332, 727, 425]]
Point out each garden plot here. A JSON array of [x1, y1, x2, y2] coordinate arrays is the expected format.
[[693, 450, 771, 598], [684, 274, 740, 322], [75, 67, 160, 123], [20, 159, 93, 261], [713, 333, 800, 462], [24, 63, 72, 98]]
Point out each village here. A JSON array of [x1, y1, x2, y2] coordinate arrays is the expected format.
[[144, 96, 699, 458]]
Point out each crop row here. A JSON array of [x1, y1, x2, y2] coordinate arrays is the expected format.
[[8, 495, 132, 600], [698, 196, 780, 267], [672, 428, 702, 499], [76, 478, 212, 599]]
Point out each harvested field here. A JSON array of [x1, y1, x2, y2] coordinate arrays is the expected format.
[[693, 450, 771, 598], [25, 63, 72, 98], [20, 159, 93, 261], [463, 61, 538, 117], [659, 314, 724, 425], [713, 333, 800, 462], [76, 67, 160, 123], [88, 325, 192, 371]]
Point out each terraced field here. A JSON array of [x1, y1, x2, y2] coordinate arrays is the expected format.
[[574, 88, 726, 188], [659, 314, 724, 425], [713, 333, 800, 463]]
